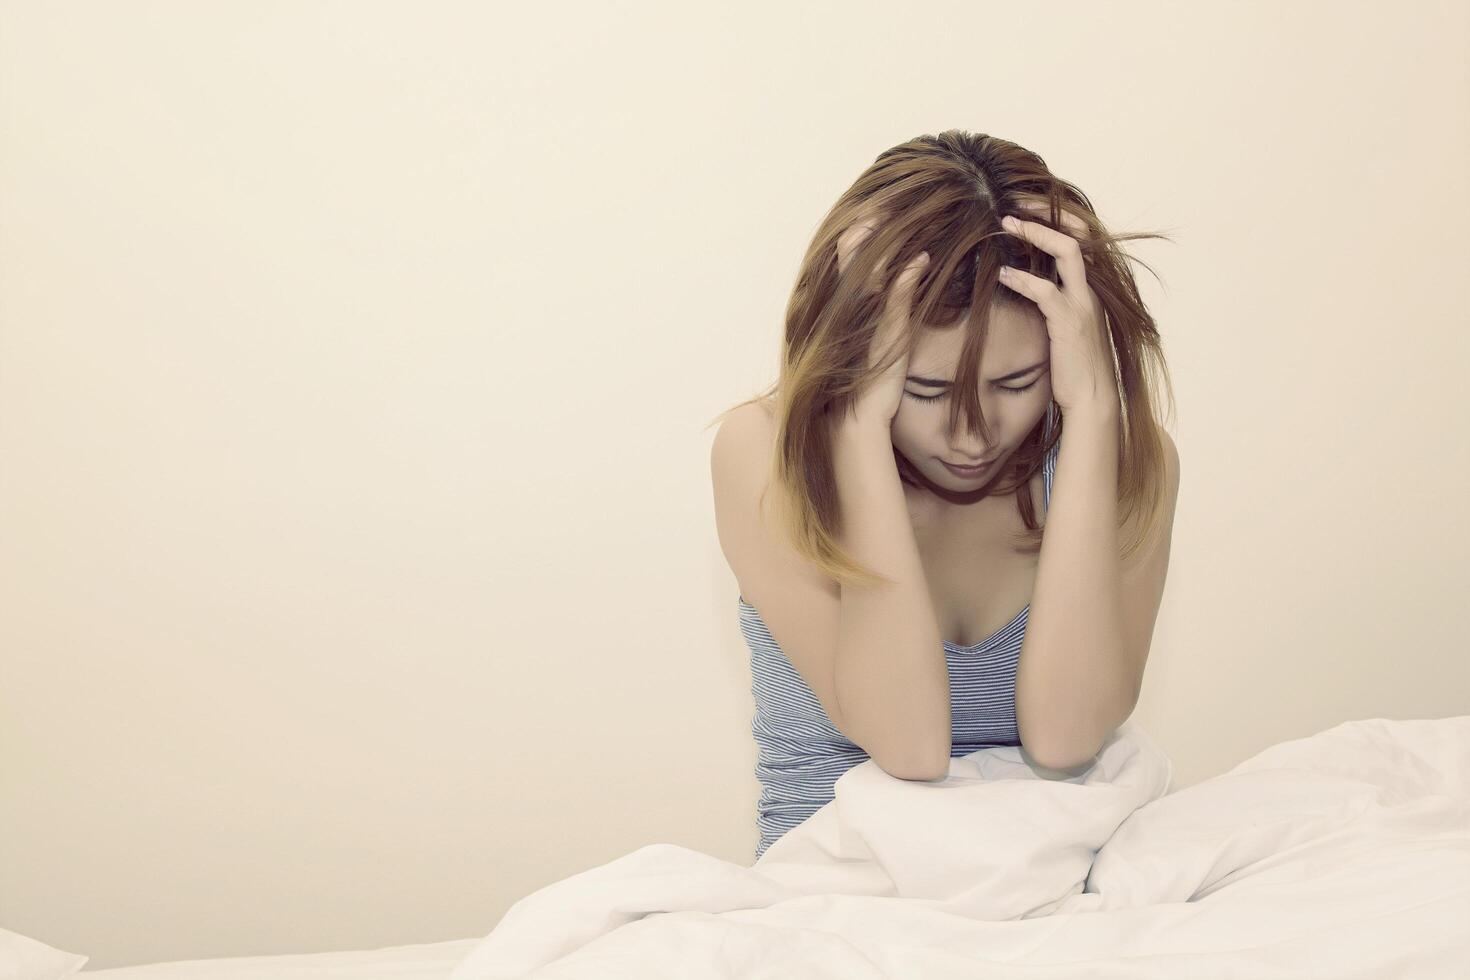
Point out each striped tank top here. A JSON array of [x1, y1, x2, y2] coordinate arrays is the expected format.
[[738, 409, 1061, 861]]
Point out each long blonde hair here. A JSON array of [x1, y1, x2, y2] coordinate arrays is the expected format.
[[707, 129, 1177, 590]]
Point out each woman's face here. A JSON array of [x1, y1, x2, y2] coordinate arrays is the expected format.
[[891, 302, 1053, 498]]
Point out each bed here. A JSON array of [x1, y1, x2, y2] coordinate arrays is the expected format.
[[16, 940, 481, 980], [16, 714, 1470, 979]]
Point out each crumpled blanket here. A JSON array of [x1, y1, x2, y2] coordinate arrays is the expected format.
[[449, 715, 1470, 979]]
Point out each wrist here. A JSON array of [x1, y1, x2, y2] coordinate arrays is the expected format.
[[836, 408, 895, 443], [1059, 400, 1120, 431]]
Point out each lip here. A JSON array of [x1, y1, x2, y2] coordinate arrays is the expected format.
[[940, 456, 997, 478]]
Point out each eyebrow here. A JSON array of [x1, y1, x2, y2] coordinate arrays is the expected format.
[[906, 359, 1049, 387]]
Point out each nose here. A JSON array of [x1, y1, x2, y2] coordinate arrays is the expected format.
[[942, 400, 1002, 455], [945, 432, 998, 459], [945, 428, 999, 462]]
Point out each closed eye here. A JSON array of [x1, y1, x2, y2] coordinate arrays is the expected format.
[[904, 377, 1041, 402]]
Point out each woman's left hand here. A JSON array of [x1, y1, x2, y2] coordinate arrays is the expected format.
[[998, 199, 1120, 420]]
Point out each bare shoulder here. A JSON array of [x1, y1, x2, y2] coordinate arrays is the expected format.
[[710, 397, 824, 590], [1150, 424, 1180, 511], [1160, 426, 1180, 486], [709, 397, 848, 725], [1119, 423, 1180, 544], [710, 398, 784, 519], [710, 400, 775, 516]]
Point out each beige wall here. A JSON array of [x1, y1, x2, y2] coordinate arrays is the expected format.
[[2, 0, 1467, 969]]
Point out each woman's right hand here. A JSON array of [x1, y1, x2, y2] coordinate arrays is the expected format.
[[835, 216, 930, 430]]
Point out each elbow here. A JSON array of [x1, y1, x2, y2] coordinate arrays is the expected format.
[[1021, 737, 1100, 777], [878, 761, 950, 782], [872, 746, 951, 782], [1017, 701, 1117, 776], [909, 761, 951, 782]]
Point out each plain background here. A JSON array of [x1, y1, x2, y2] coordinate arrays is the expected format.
[[2, 0, 1467, 969]]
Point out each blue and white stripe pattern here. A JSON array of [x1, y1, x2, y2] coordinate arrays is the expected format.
[[739, 409, 1061, 861]]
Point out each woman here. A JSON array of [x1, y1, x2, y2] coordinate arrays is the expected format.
[[709, 130, 1181, 861]]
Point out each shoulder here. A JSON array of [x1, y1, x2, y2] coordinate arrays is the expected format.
[[710, 399, 775, 483], [1113, 422, 1179, 548], [1135, 423, 1180, 514], [710, 399, 786, 551], [1158, 425, 1180, 496], [711, 399, 841, 609]]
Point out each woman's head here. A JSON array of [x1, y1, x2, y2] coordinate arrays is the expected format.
[[711, 129, 1176, 589], [892, 299, 1052, 500]]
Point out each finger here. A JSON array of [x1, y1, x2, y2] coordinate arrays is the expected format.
[[841, 230, 890, 296], [997, 264, 1065, 324], [872, 251, 929, 364], [1002, 210, 1088, 298], [1010, 197, 1092, 242], [883, 251, 929, 316], [836, 220, 877, 275], [837, 206, 890, 289]]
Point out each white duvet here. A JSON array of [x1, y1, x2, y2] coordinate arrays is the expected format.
[[450, 715, 1470, 979]]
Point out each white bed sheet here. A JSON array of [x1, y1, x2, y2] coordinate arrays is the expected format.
[[51, 715, 1470, 979], [446, 715, 1470, 979], [76, 940, 481, 980]]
